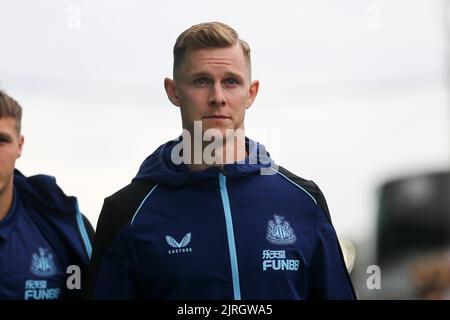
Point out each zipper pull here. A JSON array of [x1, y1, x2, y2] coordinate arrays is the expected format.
[[218, 164, 228, 176]]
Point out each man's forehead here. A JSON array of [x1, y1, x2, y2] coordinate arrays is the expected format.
[[0, 117, 17, 126], [183, 44, 247, 71], [0, 117, 19, 132]]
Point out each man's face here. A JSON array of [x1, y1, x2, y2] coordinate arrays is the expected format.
[[0, 117, 23, 195], [165, 42, 259, 137]]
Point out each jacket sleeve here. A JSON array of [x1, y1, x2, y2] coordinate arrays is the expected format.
[[308, 205, 357, 300], [63, 214, 95, 300], [85, 197, 138, 299], [91, 218, 138, 299], [84, 181, 156, 299]]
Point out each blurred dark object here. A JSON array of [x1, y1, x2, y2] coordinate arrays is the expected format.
[[377, 171, 450, 267], [375, 171, 450, 299]]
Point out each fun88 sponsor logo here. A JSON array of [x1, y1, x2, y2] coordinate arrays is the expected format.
[[262, 250, 300, 271], [24, 280, 60, 300]]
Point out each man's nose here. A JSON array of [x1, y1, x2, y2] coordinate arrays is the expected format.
[[208, 84, 226, 107]]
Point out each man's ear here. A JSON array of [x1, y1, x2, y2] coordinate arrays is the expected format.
[[164, 78, 181, 107], [17, 135, 24, 159], [246, 80, 259, 109]]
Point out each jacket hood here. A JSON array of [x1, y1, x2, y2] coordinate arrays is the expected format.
[[12, 169, 92, 266], [13, 169, 77, 216], [133, 136, 275, 186]]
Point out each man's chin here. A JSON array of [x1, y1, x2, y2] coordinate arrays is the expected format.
[[202, 127, 243, 140]]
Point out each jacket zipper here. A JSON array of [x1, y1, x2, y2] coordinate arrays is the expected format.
[[218, 167, 241, 300]]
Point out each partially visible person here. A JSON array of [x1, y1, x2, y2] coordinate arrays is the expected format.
[[412, 250, 450, 299], [0, 90, 94, 300]]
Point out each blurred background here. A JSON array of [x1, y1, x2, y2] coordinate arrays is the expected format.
[[0, 0, 449, 299]]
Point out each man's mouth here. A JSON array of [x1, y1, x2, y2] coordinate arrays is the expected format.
[[203, 115, 230, 119]]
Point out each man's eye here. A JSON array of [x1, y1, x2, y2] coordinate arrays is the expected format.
[[194, 78, 210, 86], [224, 78, 238, 85]]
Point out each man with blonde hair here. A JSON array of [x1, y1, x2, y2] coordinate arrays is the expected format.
[[0, 90, 93, 300], [87, 22, 355, 300]]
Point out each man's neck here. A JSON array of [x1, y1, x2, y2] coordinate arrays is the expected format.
[[0, 181, 13, 222], [185, 135, 247, 172]]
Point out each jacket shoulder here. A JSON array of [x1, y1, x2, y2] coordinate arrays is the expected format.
[[277, 166, 333, 225], [105, 180, 156, 217], [95, 179, 157, 246], [84, 180, 156, 298]]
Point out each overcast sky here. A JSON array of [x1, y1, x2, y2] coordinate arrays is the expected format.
[[0, 0, 446, 92], [0, 0, 448, 245]]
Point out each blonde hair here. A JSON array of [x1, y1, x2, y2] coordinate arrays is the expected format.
[[0, 90, 22, 133], [173, 22, 251, 79]]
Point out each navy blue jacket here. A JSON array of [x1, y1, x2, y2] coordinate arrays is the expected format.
[[87, 138, 355, 299], [0, 170, 93, 300]]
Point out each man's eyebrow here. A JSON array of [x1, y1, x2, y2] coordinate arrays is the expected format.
[[188, 71, 211, 78], [188, 70, 245, 80], [223, 71, 244, 80], [0, 132, 13, 142]]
